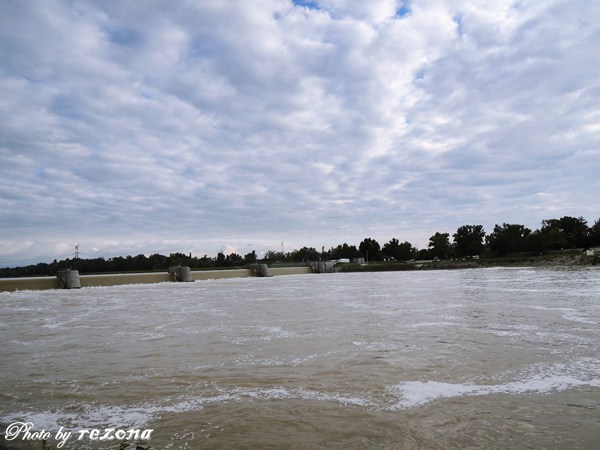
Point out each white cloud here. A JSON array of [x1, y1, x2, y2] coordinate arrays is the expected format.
[[1, 0, 599, 265]]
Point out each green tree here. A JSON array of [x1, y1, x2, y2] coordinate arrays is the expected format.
[[244, 250, 257, 264], [541, 216, 588, 248], [589, 218, 600, 247], [428, 232, 451, 259], [264, 251, 288, 262], [416, 248, 431, 260], [382, 238, 415, 261], [168, 252, 190, 267], [216, 252, 226, 266], [359, 238, 382, 261], [524, 230, 548, 254], [226, 253, 244, 266], [290, 247, 320, 262], [329, 243, 360, 259], [486, 223, 531, 255], [195, 254, 213, 268], [453, 225, 485, 257], [148, 253, 168, 270]]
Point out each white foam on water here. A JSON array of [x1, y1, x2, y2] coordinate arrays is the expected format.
[[483, 322, 532, 337], [527, 304, 596, 325], [1, 404, 151, 431], [154, 393, 236, 414], [440, 304, 465, 310], [216, 386, 372, 407], [532, 331, 593, 346], [409, 321, 459, 328], [351, 341, 401, 351], [486, 330, 522, 337], [388, 359, 600, 410], [528, 305, 576, 312], [295, 388, 372, 407], [137, 331, 170, 341], [224, 325, 298, 344], [156, 385, 373, 415], [0, 386, 372, 432], [234, 351, 336, 367], [563, 311, 597, 324]]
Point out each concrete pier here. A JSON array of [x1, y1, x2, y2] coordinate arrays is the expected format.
[[57, 269, 81, 289], [255, 264, 271, 277], [168, 266, 194, 282]]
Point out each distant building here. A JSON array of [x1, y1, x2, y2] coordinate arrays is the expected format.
[[352, 257, 365, 264]]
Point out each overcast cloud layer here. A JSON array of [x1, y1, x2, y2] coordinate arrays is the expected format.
[[1, 0, 599, 265]]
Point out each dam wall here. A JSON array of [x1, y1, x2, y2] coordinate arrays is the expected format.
[[0, 276, 62, 292], [80, 272, 174, 287], [0, 266, 314, 292], [266, 267, 313, 277]]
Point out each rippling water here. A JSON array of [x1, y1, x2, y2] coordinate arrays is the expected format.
[[1, 267, 599, 449]]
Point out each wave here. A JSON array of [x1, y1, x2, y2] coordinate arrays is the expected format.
[[387, 358, 600, 409]]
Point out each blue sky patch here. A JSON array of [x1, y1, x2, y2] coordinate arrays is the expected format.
[[106, 27, 140, 46], [396, 3, 411, 18], [292, 0, 320, 11], [453, 13, 465, 37]]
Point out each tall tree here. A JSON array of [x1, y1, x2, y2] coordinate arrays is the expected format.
[[264, 251, 289, 262], [589, 218, 600, 247], [383, 238, 415, 261], [216, 252, 226, 266], [428, 232, 451, 259], [226, 253, 244, 266], [329, 243, 360, 259], [541, 216, 588, 248], [359, 238, 382, 261], [453, 225, 485, 257], [244, 250, 257, 264], [291, 247, 320, 262], [486, 223, 531, 255]]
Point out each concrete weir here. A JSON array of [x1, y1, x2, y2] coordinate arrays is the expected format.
[[0, 266, 314, 292]]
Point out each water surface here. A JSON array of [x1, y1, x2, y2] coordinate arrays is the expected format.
[[1, 268, 599, 448]]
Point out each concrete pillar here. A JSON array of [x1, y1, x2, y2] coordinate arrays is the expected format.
[[57, 269, 81, 289], [168, 266, 194, 282], [177, 266, 193, 282], [257, 263, 270, 277]]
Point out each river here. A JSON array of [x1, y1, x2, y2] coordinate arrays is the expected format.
[[1, 267, 599, 449]]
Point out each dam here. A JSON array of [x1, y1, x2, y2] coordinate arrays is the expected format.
[[0, 266, 314, 292]]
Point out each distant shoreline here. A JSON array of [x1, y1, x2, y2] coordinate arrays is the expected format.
[[337, 252, 597, 272]]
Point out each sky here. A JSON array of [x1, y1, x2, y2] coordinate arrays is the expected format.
[[1, 0, 599, 266]]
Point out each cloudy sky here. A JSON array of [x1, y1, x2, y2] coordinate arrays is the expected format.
[[1, 0, 599, 266]]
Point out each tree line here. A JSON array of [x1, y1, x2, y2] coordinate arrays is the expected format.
[[1, 215, 599, 278]]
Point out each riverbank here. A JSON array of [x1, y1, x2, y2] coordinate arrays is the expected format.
[[337, 251, 597, 272]]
